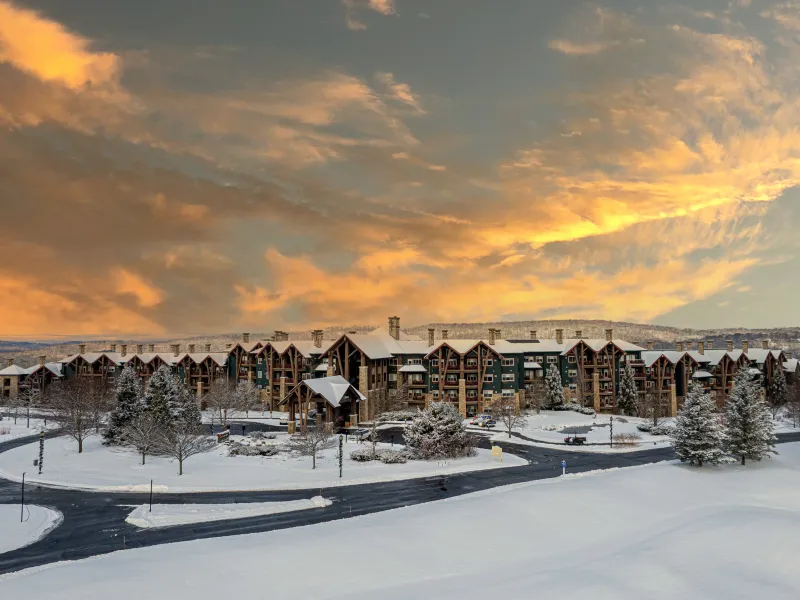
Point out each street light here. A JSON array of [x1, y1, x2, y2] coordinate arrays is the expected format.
[[609, 416, 614, 448]]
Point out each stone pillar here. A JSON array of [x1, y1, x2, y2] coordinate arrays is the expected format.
[[357, 365, 369, 422], [247, 368, 253, 383], [670, 384, 678, 417], [593, 372, 601, 412], [424, 393, 432, 410], [260, 389, 269, 411], [196, 380, 202, 398], [458, 378, 466, 417], [287, 421, 296, 434], [279, 376, 287, 405], [514, 392, 521, 414], [9, 376, 19, 400], [516, 390, 525, 412], [326, 363, 334, 377]]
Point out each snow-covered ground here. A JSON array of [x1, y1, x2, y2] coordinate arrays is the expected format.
[[0, 417, 58, 442], [200, 410, 290, 426], [125, 497, 331, 529], [0, 435, 525, 493], [3, 445, 798, 599], [0, 504, 62, 554]]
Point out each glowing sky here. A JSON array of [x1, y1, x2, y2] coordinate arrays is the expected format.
[[2, 0, 800, 337]]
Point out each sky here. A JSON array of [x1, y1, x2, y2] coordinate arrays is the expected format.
[[2, 0, 800, 338]]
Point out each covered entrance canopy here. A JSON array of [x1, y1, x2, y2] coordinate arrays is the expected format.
[[280, 376, 366, 427]]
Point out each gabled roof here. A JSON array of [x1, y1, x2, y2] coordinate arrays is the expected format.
[[61, 352, 127, 366], [524, 362, 542, 369], [692, 370, 713, 379], [424, 339, 504, 359], [0, 364, 30, 376], [24, 363, 64, 377], [640, 351, 677, 368], [560, 338, 645, 356], [231, 340, 266, 354], [744, 348, 784, 363], [128, 353, 180, 366], [179, 352, 229, 366], [399, 364, 427, 373], [283, 376, 366, 408], [784, 358, 799, 373]]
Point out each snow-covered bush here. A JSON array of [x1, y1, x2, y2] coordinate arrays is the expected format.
[[651, 424, 674, 436], [404, 402, 476, 460], [379, 410, 419, 422], [574, 406, 596, 416], [229, 442, 280, 457], [378, 449, 409, 464], [636, 423, 653, 432], [247, 431, 276, 441], [350, 448, 377, 462], [614, 417, 629, 423]]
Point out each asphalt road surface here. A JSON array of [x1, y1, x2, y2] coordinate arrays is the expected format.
[[1, 425, 797, 576]]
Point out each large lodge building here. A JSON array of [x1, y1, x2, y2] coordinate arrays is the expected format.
[[2, 317, 796, 422]]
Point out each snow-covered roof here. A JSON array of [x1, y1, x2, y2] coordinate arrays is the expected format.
[[61, 352, 127, 366], [286, 376, 366, 408], [640, 351, 678, 367], [399, 364, 427, 373], [747, 367, 762, 376], [0, 364, 30, 376], [744, 348, 783, 363], [784, 359, 799, 373], [23, 363, 64, 377], [315, 363, 329, 372], [692, 370, 713, 379], [561, 338, 645, 355], [524, 362, 542, 370], [128, 353, 180, 366]]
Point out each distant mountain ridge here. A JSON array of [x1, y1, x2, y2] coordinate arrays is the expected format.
[[3, 319, 799, 368]]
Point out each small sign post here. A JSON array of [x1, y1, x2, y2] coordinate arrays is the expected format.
[[561, 460, 567, 475]]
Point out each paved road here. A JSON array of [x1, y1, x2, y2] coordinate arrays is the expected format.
[[1, 426, 797, 576]]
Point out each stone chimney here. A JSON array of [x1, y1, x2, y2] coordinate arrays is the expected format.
[[149, 344, 155, 353], [226, 343, 233, 350], [605, 328, 613, 342], [786, 351, 792, 359], [706, 341, 714, 350], [205, 344, 212, 353], [441, 329, 448, 340], [137, 344, 143, 355], [530, 330, 537, 340], [495, 328, 502, 341], [39, 355, 46, 367], [388, 316, 400, 341], [676, 342, 684, 352], [121, 344, 128, 357], [188, 344, 196, 354], [110, 343, 117, 353], [556, 329, 564, 345], [313, 330, 323, 348], [173, 344, 180, 357], [79, 344, 86, 354], [742, 340, 749, 353], [242, 333, 250, 344], [575, 330, 583, 339], [762, 339, 769, 350], [428, 328, 435, 347], [726, 340, 733, 352], [647, 341, 654, 351], [488, 328, 496, 345], [5, 358, 13, 367], [348, 330, 357, 335], [698, 342, 705, 355]]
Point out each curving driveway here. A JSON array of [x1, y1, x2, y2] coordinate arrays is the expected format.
[[1, 425, 797, 576]]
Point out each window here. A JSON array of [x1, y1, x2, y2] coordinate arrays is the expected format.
[[447, 359, 458, 368], [447, 390, 458, 399], [484, 374, 494, 383], [486, 359, 494, 367], [467, 389, 477, 398], [466, 358, 478, 367], [446, 375, 458, 384], [501, 373, 515, 382], [646, 381, 653, 388], [567, 355, 576, 364], [431, 374, 439, 383], [432, 390, 440, 398], [389, 373, 397, 382], [483, 390, 494, 398], [568, 369, 577, 377], [303, 373, 313, 380], [466, 374, 478, 383], [430, 359, 439, 367], [502, 390, 515, 398], [390, 358, 400, 366], [501, 358, 515, 367], [547, 356, 558, 364], [569, 383, 577, 391], [407, 358, 423, 365]]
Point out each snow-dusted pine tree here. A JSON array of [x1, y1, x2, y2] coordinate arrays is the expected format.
[[725, 368, 777, 465], [616, 362, 639, 416], [170, 375, 201, 425], [103, 364, 144, 445], [671, 383, 725, 467], [404, 402, 475, 459], [144, 365, 178, 425], [767, 367, 789, 417], [544, 364, 564, 408]]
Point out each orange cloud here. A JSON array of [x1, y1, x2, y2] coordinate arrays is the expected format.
[[113, 269, 165, 308]]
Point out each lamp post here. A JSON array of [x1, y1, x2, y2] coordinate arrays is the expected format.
[[20, 472, 25, 522], [609, 416, 613, 448]]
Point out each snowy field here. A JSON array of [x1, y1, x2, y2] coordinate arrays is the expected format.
[[2, 445, 798, 599], [0, 435, 525, 492], [0, 504, 62, 554], [200, 410, 290, 425], [0, 417, 58, 442], [125, 497, 331, 529]]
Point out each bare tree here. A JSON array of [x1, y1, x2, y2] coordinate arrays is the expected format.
[[203, 379, 238, 428], [286, 422, 335, 469], [234, 381, 260, 417], [153, 418, 214, 475], [787, 381, 800, 428], [46, 379, 101, 453], [89, 379, 114, 434], [527, 379, 545, 414], [489, 395, 528, 439], [18, 388, 41, 428], [120, 412, 164, 465], [643, 389, 666, 427]]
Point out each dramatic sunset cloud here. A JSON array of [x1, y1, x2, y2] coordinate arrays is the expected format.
[[2, 0, 800, 337]]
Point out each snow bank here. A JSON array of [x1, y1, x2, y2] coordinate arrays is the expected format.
[[125, 497, 331, 529], [0, 504, 62, 554], [0, 436, 525, 493], [3, 445, 799, 598], [0, 418, 57, 442]]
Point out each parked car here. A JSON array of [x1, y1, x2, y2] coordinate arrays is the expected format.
[[470, 414, 493, 425], [479, 419, 497, 428], [564, 435, 587, 445]]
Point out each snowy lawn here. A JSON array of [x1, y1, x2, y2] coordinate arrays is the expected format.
[[125, 497, 331, 529], [0, 504, 62, 554], [201, 410, 290, 425], [0, 417, 58, 442], [0, 435, 525, 493], [3, 445, 799, 599]]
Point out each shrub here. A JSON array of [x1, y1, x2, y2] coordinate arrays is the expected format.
[[247, 431, 276, 441], [636, 423, 653, 432], [614, 417, 629, 423], [379, 410, 419, 422], [350, 448, 378, 462], [651, 424, 674, 436], [613, 432, 642, 447], [0, 426, 10, 436], [228, 441, 280, 457], [377, 449, 409, 464]]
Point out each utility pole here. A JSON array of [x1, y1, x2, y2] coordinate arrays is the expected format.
[[150, 479, 153, 512]]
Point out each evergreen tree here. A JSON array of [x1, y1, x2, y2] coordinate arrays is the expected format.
[[544, 364, 564, 408], [616, 362, 639, 416], [171, 376, 201, 425], [404, 402, 475, 459], [671, 383, 725, 467], [144, 365, 178, 425], [103, 364, 144, 445], [725, 368, 777, 465], [767, 367, 789, 417]]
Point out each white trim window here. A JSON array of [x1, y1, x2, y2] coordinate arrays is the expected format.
[[501, 373, 515, 382], [484, 374, 494, 383], [390, 358, 400, 367], [501, 358, 515, 367], [466, 358, 478, 367], [486, 359, 494, 367], [407, 358, 423, 365], [568, 383, 577, 391], [432, 390, 440, 398], [567, 355, 577, 364], [547, 356, 558, 364], [502, 389, 515, 398], [430, 358, 439, 367], [431, 374, 439, 383], [483, 390, 494, 399], [568, 369, 577, 377]]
